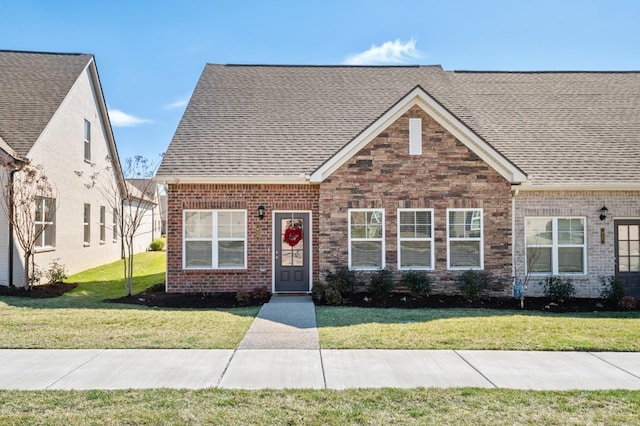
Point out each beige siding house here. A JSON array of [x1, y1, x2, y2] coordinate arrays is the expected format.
[[0, 50, 132, 286], [157, 65, 640, 298]]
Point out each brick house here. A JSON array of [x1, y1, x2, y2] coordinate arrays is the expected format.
[[156, 65, 640, 297]]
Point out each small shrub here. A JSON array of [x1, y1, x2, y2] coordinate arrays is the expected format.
[[325, 267, 359, 298], [324, 286, 343, 306], [311, 281, 327, 303], [540, 275, 575, 302], [45, 258, 67, 284], [401, 270, 432, 297], [235, 291, 250, 305], [455, 270, 491, 300], [369, 268, 394, 299], [250, 285, 270, 300], [149, 238, 165, 251], [149, 282, 165, 292], [618, 296, 638, 311], [600, 276, 626, 302]]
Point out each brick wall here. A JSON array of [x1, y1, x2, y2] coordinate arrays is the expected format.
[[319, 106, 513, 295], [166, 184, 320, 293], [514, 190, 640, 297]]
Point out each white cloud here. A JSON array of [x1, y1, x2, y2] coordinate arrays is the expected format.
[[108, 108, 153, 127], [164, 97, 189, 109], [344, 38, 424, 65]]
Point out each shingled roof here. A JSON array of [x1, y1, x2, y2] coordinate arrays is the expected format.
[[0, 50, 93, 158], [158, 65, 640, 188]]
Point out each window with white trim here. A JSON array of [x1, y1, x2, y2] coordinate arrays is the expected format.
[[83, 203, 91, 246], [447, 208, 483, 269], [398, 209, 433, 270], [35, 197, 55, 249], [112, 208, 118, 241], [99, 206, 106, 243], [349, 209, 384, 269], [83, 119, 91, 161], [183, 210, 246, 269], [526, 217, 586, 274]]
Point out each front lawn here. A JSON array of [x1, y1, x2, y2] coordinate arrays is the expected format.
[[0, 252, 258, 349], [0, 388, 639, 425], [316, 306, 640, 351]]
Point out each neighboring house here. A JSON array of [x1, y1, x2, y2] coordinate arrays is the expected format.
[[156, 65, 640, 297], [125, 178, 161, 252], [0, 50, 130, 286]]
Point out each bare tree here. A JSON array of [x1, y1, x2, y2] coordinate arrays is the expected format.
[[0, 157, 57, 289], [76, 155, 159, 296]]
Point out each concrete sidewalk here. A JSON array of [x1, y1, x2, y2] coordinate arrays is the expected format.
[[1, 295, 640, 390], [1, 349, 640, 391]]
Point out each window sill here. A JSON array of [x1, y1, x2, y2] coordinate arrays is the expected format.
[[35, 247, 55, 254], [83, 242, 90, 247]]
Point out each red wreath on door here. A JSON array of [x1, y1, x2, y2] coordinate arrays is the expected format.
[[284, 227, 303, 247]]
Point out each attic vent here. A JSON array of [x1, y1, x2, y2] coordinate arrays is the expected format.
[[409, 118, 422, 155]]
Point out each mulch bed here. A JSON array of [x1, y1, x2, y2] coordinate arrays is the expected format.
[[1, 282, 634, 312], [0, 282, 77, 298]]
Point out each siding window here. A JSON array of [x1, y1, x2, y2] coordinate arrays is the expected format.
[[447, 209, 483, 269], [83, 203, 91, 246], [35, 197, 55, 249], [526, 217, 586, 274], [83, 119, 91, 161], [183, 210, 246, 269], [349, 209, 384, 269], [112, 208, 118, 241], [398, 209, 433, 270], [99, 206, 106, 243], [409, 118, 422, 155]]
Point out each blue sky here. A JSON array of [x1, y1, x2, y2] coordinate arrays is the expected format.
[[1, 0, 639, 164]]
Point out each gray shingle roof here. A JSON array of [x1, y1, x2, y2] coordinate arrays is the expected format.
[[0, 50, 93, 157], [158, 65, 640, 187]]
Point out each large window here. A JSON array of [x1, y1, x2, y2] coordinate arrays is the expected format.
[[349, 209, 384, 269], [83, 203, 91, 246], [183, 210, 246, 269], [526, 217, 586, 274], [398, 209, 433, 270], [35, 197, 55, 249], [447, 209, 483, 269], [83, 119, 91, 161]]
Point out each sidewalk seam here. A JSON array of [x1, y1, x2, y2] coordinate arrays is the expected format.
[[588, 352, 640, 381], [44, 349, 106, 390], [453, 350, 498, 389], [215, 349, 237, 388]]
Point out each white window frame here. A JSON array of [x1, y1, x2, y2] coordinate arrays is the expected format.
[[83, 119, 91, 161], [447, 208, 484, 270], [112, 207, 118, 242], [397, 208, 434, 270], [525, 216, 587, 275], [183, 209, 247, 270], [99, 206, 106, 243], [348, 208, 385, 270], [83, 203, 91, 246], [35, 197, 55, 249]]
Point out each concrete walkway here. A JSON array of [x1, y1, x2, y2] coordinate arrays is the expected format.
[[1, 295, 640, 390]]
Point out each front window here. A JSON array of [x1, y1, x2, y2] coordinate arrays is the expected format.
[[35, 197, 55, 249], [183, 210, 246, 269], [112, 208, 118, 241], [349, 209, 384, 269], [83, 203, 91, 245], [398, 209, 433, 270], [526, 217, 586, 274], [100, 206, 106, 242], [447, 209, 483, 269]]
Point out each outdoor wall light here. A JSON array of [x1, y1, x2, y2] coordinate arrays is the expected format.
[[599, 205, 609, 221], [257, 205, 266, 220]]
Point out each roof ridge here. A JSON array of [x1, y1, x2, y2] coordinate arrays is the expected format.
[[0, 49, 89, 56], [453, 70, 640, 74], [213, 64, 443, 69]]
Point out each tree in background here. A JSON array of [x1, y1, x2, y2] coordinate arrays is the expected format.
[[0, 158, 57, 289], [77, 155, 160, 296]]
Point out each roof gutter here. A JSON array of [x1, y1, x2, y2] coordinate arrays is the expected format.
[[514, 183, 640, 191], [155, 174, 313, 185]]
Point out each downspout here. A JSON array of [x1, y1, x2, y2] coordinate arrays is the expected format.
[[511, 187, 520, 279], [8, 169, 15, 286]]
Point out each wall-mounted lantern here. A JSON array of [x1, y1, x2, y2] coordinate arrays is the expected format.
[[599, 205, 609, 221], [257, 205, 266, 220]]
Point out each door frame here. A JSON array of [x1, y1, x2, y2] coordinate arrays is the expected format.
[[272, 210, 313, 293], [614, 218, 640, 296]]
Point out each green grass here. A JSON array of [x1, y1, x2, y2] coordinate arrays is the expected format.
[[0, 388, 638, 425], [317, 306, 640, 351], [0, 252, 259, 349]]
